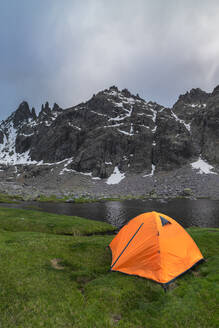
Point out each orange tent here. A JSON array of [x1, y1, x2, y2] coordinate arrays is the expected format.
[[109, 211, 203, 285]]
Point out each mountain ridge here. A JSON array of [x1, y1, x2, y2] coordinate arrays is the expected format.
[[0, 85, 218, 179]]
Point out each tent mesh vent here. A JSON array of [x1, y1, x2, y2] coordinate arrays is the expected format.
[[160, 216, 171, 226]]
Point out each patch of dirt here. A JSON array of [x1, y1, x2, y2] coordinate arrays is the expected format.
[[192, 270, 200, 277], [78, 286, 85, 295], [166, 281, 178, 291], [207, 230, 219, 233], [50, 258, 65, 270], [76, 275, 93, 295], [112, 314, 122, 324]]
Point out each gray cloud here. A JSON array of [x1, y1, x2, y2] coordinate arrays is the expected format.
[[1, 0, 219, 120]]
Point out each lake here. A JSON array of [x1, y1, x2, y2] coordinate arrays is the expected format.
[[1, 198, 219, 228]]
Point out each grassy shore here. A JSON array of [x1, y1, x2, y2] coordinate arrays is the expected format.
[[0, 192, 23, 203], [0, 207, 116, 235], [0, 192, 142, 204], [0, 208, 218, 327], [35, 194, 145, 203]]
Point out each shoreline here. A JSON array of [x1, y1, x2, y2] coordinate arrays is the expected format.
[[0, 194, 217, 205]]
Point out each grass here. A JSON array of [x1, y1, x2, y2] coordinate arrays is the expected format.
[[0, 191, 213, 204], [0, 208, 218, 327], [35, 194, 101, 203], [32, 194, 202, 203], [0, 207, 116, 236], [0, 192, 23, 203], [35, 194, 145, 203], [34, 194, 64, 202]]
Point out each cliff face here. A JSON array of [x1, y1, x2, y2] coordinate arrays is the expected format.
[[202, 86, 219, 163], [0, 85, 218, 178], [153, 88, 211, 170]]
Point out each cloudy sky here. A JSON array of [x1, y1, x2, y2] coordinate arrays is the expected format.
[[1, 0, 219, 120]]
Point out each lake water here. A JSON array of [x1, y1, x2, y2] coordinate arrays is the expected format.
[[1, 198, 219, 228]]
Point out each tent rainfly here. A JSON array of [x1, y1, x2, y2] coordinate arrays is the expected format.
[[109, 211, 204, 286]]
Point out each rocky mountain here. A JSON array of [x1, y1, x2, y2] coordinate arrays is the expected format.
[[0, 85, 218, 179]]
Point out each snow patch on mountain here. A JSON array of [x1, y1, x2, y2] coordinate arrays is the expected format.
[[118, 123, 134, 136], [0, 123, 37, 165], [191, 157, 217, 174], [106, 166, 125, 184], [109, 104, 133, 122], [143, 164, 156, 177], [171, 110, 191, 132]]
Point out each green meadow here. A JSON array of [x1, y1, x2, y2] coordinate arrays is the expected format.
[[0, 207, 218, 327]]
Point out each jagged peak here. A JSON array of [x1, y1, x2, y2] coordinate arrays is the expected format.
[[52, 103, 61, 111], [20, 100, 29, 107], [189, 87, 204, 94], [38, 102, 52, 119], [13, 101, 34, 128], [180, 87, 208, 99], [41, 101, 51, 112], [99, 85, 120, 97], [17, 101, 30, 111], [37, 102, 63, 124], [211, 85, 219, 96], [107, 86, 132, 98], [175, 87, 210, 107], [121, 88, 132, 98], [109, 85, 119, 92], [45, 101, 50, 109], [95, 86, 144, 102], [31, 107, 37, 120]]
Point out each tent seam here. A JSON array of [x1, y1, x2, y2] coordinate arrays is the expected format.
[[110, 223, 144, 269], [155, 212, 163, 283]]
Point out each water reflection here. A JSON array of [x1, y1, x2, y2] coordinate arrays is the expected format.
[[104, 201, 127, 227]]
